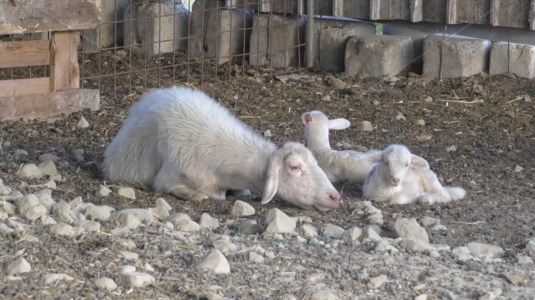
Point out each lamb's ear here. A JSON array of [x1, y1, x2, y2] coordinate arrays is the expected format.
[[302, 112, 313, 126], [328, 118, 350, 130], [261, 150, 284, 204], [411, 154, 430, 169]]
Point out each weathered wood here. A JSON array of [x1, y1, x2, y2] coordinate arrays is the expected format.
[[0, 89, 100, 121], [0, 40, 50, 68], [423, 0, 447, 23], [0, 78, 50, 97], [370, 0, 411, 21], [529, 0, 535, 30], [50, 31, 80, 92], [490, 0, 530, 28], [0, 0, 101, 35], [335, 0, 369, 19], [410, 0, 423, 22], [447, 0, 490, 25]]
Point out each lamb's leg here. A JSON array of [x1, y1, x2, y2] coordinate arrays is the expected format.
[[390, 193, 418, 205], [169, 184, 211, 202]]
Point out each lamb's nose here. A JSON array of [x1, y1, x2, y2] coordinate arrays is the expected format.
[[391, 178, 400, 186]]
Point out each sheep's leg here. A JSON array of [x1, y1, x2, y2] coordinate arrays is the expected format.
[[169, 184, 211, 201], [390, 194, 417, 205], [154, 161, 219, 201]]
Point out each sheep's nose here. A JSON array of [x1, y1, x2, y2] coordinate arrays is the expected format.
[[330, 193, 341, 204], [391, 178, 400, 186]]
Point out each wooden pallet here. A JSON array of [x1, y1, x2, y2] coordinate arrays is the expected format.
[[0, 0, 101, 121]]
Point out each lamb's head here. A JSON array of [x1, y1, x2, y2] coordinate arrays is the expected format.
[[380, 144, 429, 187], [261, 142, 341, 212], [302, 111, 350, 150]]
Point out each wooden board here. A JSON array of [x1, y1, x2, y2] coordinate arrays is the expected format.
[[50, 31, 80, 91], [0, 89, 100, 121], [0, 78, 50, 97], [370, 0, 411, 21], [491, 0, 530, 29], [0, 40, 50, 68], [447, 0, 491, 25], [0, 0, 101, 35]]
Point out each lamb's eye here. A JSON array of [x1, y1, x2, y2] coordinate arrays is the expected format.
[[385, 161, 389, 167], [405, 163, 409, 167]]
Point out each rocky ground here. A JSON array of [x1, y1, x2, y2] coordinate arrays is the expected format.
[[0, 52, 534, 299]]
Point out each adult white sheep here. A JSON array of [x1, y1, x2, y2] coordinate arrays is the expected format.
[[102, 86, 341, 211], [362, 144, 466, 205], [302, 110, 383, 182]]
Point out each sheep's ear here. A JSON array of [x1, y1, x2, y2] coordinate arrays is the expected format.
[[302, 112, 313, 126], [261, 150, 283, 204], [411, 155, 430, 169], [328, 118, 350, 130]]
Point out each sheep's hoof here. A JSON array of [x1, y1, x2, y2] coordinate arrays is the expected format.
[[418, 195, 435, 206]]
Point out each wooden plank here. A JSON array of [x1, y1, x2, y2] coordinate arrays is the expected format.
[[423, 0, 447, 23], [0, 78, 50, 97], [490, 0, 530, 28], [0, 0, 101, 35], [447, 0, 490, 25], [370, 0, 411, 20], [50, 31, 80, 92], [0, 40, 50, 68], [529, 0, 535, 30], [0, 89, 100, 121], [411, 0, 423, 22]]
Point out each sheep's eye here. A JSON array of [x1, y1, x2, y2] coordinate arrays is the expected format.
[[405, 163, 409, 167], [385, 161, 389, 167], [290, 165, 301, 171]]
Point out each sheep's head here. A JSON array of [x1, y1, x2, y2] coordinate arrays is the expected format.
[[301, 111, 350, 150], [261, 142, 341, 212], [380, 144, 429, 186]]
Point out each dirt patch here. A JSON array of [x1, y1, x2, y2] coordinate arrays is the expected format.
[[0, 51, 534, 298]]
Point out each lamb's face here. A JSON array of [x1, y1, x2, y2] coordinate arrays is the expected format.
[[302, 111, 330, 148], [273, 144, 341, 212], [382, 145, 412, 187]]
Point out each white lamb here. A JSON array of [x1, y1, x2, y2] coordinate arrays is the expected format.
[[362, 144, 466, 205], [102, 86, 342, 211], [301, 110, 383, 182]]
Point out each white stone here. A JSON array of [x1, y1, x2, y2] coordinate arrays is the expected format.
[[299, 224, 318, 238], [517, 255, 533, 265], [50, 223, 82, 237], [490, 42, 535, 78], [0, 179, 12, 195], [415, 294, 428, 300], [310, 290, 339, 300], [322, 224, 345, 239], [263, 130, 272, 138], [119, 250, 139, 261], [466, 242, 504, 259], [114, 208, 153, 225], [39, 153, 59, 163], [514, 165, 524, 173], [85, 204, 114, 221], [121, 272, 156, 288], [367, 274, 388, 289], [393, 218, 429, 243], [96, 185, 112, 197], [150, 198, 172, 220], [479, 288, 502, 300], [213, 239, 238, 254], [375, 239, 399, 254], [15, 149, 28, 156], [446, 145, 457, 152], [7, 257, 31, 275], [34, 189, 56, 212], [397, 238, 437, 256], [117, 187, 136, 199], [231, 200, 255, 217], [81, 220, 101, 233], [525, 239, 535, 258], [119, 239, 137, 251], [200, 213, 220, 230], [360, 121, 374, 132], [39, 215, 58, 225], [94, 277, 118, 291], [395, 112, 407, 121], [238, 219, 264, 234], [77, 116, 90, 129], [342, 227, 363, 245], [197, 249, 231, 274], [168, 213, 192, 226], [452, 246, 473, 262], [38, 160, 58, 176], [264, 208, 296, 234], [175, 220, 201, 232], [419, 216, 440, 227], [0, 223, 15, 235], [18, 194, 48, 221], [119, 265, 136, 274], [5, 219, 28, 232], [52, 202, 78, 224], [72, 149, 85, 162], [17, 164, 44, 179], [249, 251, 265, 263], [2, 202, 17, 215], [363, 227, 383, 242], [43, 273, 74, 285], [416, 119, 426, 126]]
